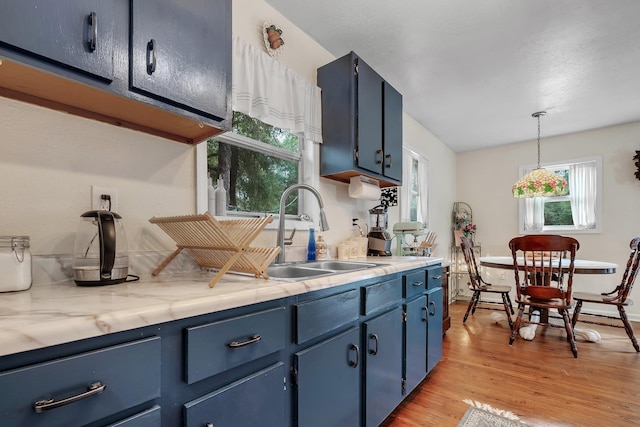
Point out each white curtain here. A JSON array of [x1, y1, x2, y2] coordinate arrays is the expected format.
[[400, 150, 412, 221], [569, 161, 597, 229], [523, 197, 544, 231], [232, 35, 323, 144], [417, 158, 429, 227]]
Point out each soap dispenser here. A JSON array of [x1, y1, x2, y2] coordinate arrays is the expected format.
[[316, 234, 328, 260], [307, 228, 316, 261]]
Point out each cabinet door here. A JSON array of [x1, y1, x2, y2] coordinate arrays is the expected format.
[[356, 57, 384, 175], [364, 307, 403, 427], [295, 327, 361, 427], [184, 363, 286, 427], [383, 81, 403, 181], [404, 295, 427, 394], [427, 288, 443, 373], [0, 0, 118, 81], [131, 0, 231, 121]]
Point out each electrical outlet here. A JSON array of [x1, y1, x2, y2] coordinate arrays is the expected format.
[[91, 185, 118, 212]]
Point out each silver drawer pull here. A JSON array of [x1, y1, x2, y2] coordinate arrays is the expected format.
[[33, 381, 105, 413], [228, 334, 262, 348], [433, 275, 442, 280], [412, 281, 423, 287]]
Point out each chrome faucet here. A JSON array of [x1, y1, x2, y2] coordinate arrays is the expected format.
[[276, 184, 330, 264]]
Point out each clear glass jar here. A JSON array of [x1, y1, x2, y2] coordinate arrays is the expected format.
[[0, 236, 32, 292]]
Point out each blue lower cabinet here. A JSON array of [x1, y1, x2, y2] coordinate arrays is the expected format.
[[363, 307, 404, 427], [426, 288, 443, 373], [183, 363, 286, 427], [0, 337, 161, 427], [107, 405, 161, 427], [404, 295, 428, 395], [295, 327, 361, 427]]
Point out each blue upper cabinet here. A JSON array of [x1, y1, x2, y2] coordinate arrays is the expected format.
[[0, 0, 231, 144], [130, 0, 231, 122], [0, 0, 120, 82], [317, 51, 403, 187]]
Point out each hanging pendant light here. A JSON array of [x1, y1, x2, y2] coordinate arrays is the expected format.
[[512, 111, 568, 198]]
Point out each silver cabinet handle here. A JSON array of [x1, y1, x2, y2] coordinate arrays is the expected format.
[[349, 344, 359, 368], [422, 306, 428, 322], [147, 39, 157, 74], [228, 334, 262, 348], [428, 301, 436, 316], [433, 275, 442, 280], [368, 333, 379, 355], [375, 149, 383, 165], [87, 12, 97, 52], [33, 382, 105, 413], [412, 281, 423, 287], [385, 153, 392, 169]]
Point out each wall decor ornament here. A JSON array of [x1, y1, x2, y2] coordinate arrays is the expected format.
[[634, 150, 640, 181], [263, 21, 285, 59]]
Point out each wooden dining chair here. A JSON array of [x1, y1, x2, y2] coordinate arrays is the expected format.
[[459, 236, 514, 330], [508, 235, 580, 357], [571, 236, 640, 352]]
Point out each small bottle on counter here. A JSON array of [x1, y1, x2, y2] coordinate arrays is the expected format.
[[214, 176, 227, 216], [207, 174, 216, 214], [316, 234, 328, 260], [307, 228, 316, 261]]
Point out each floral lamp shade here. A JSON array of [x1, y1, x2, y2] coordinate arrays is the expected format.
[[512, 168, 568, 198]]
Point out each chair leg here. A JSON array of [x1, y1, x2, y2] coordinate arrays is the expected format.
[[509, 304, 525, 345], [505, 293, 515, 315], [618, 306, 640, 352], [571, 300, 583, 327], [471, 292, 481, 315], [463, 291, 480, 323], [501, 293, 514, 330], [560, 308, 578, 358]]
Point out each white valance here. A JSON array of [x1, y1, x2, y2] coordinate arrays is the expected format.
[[232, 35, 323, 143]]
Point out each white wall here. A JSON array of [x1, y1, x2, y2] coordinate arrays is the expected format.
[[0, 0, 455, 277], [457, 121, 640, 319]]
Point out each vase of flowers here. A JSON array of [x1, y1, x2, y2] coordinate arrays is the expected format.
[[462, 223, 477, 244]]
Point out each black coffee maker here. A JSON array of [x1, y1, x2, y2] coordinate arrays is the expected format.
[[367, 205, 393, 256]]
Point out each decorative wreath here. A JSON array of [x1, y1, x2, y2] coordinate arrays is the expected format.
[[263, 21, 285, 59]]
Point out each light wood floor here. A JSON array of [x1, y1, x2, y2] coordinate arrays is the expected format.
[[382, 301, 640, 427]]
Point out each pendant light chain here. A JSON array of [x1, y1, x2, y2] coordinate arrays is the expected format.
[[532, 111, 546, 169]]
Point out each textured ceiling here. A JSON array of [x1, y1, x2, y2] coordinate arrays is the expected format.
[[264, 0, 640, 152]]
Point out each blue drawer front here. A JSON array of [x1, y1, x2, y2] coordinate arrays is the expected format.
[[295, 288, 360, 344], [0, 337, 161, 427], [403, 270, 426, 298], [185, 307, 286, 384], [107, 405, 161, 427], [362, 278, 402, 315], [183, 363, 286, 427], [426, 265, 443, 290]]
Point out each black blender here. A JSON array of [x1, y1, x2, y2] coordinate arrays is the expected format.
[[367, 205, 393, 256]]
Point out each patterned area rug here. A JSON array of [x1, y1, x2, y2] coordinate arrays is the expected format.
[[458, 400, 531, 427]]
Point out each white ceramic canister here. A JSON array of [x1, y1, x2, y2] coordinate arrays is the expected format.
[[0, 236, 32, 292]]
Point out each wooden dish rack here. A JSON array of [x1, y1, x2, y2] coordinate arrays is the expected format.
[[149, 213, 280, 287]]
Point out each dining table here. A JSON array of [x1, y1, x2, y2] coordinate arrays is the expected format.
[[478, 256, 618, 342]]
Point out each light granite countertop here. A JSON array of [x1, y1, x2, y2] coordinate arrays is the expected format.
[[0, 257, 442, 357]]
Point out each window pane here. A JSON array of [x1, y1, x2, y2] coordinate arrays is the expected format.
[[208, 112, 300, 215], [544, 200, 574, 226], [411, 158, 419, 192]]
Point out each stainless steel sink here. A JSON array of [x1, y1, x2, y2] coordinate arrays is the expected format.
[[303, 261, 379, 270], [266, 260, 385, 281]]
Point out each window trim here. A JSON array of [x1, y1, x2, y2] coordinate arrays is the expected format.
[[517, 155, 602, 234]]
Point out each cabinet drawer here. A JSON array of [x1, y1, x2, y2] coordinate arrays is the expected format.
[[107, 405, 161, 427], [362, 278, 402, 315], [184, 363, 286, 427], [403, 270, 426, 298], [0, 337, 161, 427], [295, 289, 360, 344], [185, 307, 286, 384], [426, 265, 443, 290]]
